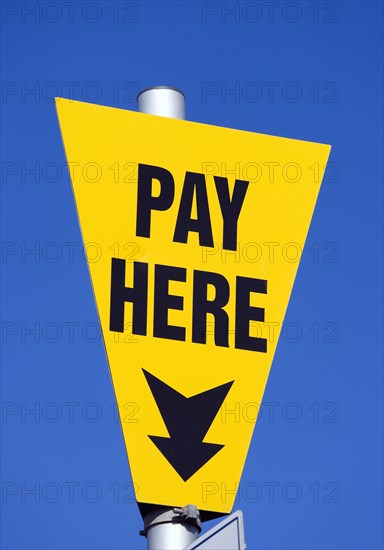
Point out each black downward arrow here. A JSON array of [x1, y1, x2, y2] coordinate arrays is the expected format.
[[143, 369, 234, 482]]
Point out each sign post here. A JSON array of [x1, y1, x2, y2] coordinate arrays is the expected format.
[[137, 86, 200, 550]]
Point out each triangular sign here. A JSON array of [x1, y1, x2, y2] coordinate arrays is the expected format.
[[185, 510, 246, 550], [56, 98, 331, 514]]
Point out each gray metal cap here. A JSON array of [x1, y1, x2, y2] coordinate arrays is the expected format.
[[137, 86, 186, 119]]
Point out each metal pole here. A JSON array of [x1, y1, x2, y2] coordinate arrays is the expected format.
[[137, 86, 186, 119], [137, 86, 199, 550], [140, 506, 201, 550]]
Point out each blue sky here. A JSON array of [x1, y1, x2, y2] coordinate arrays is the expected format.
[[1, 1, 383, 549]]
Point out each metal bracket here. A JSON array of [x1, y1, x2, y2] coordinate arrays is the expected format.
[[140, 505, 201, 537], [173, 505, 202, 530]]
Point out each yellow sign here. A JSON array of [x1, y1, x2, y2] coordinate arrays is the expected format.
[[56, 98, 331, 515]]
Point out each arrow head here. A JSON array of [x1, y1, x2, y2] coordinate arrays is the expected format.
[[143, 370, 233, 481], [149, 436, 224, 482]]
